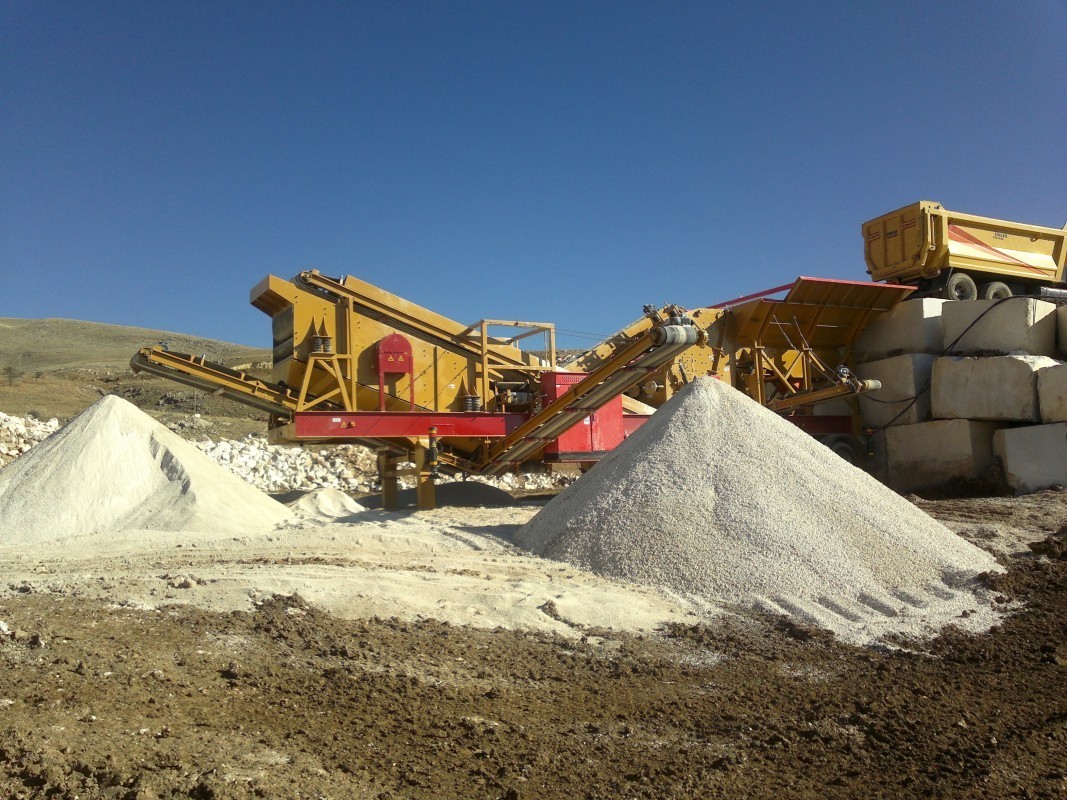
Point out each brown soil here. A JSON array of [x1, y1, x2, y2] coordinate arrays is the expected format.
[[1, 496, 1065, 799]]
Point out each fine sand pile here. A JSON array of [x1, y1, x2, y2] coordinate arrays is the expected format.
[[515, 378, 1002, 641], [287, 487, 367, 523], [0, 395, 293, 543]]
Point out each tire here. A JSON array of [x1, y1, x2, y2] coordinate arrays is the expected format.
[[821, 435, 860, 465], [981, 281, 1012, 300], [943, 272, 978, 301]]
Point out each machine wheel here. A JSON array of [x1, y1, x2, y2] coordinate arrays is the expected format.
[[943, 272, 978, 301], [981, 281, 1012, 300], [821, 435, 861, 465]]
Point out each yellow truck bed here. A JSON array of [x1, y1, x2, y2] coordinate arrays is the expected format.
[[863, 201, 1067, 298]]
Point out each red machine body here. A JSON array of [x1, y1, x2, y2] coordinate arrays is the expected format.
[[539, 372, 625, 462], [376, 333, 414, 410]]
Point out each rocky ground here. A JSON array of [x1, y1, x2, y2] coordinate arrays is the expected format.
[[1, 325, 1064, 799], [0, 492, 1064, 800]]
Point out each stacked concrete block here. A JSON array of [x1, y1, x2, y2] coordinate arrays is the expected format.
[[885, 420, 1000, 491], [1037, 364, 1067, 423], [931, 355, 1058, 422], [856, 354, 936, 428], [993, 423, 1067, 493], [852, 298, 946, 361], [942, 298, 1058, 356], [1059, 305, 1067, 358], [851, 296, 1067, 494]]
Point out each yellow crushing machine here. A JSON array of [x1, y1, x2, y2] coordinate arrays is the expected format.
[[132, 270, 913, 508], [132, 270, 708, 508]]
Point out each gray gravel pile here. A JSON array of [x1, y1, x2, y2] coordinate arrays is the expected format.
[[0, 396, 293, 543], [515, 378, 1002, 642]]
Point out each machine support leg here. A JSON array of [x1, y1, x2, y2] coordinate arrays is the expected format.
[[413, 441, 436, 511], [377, 452, 400, 511]]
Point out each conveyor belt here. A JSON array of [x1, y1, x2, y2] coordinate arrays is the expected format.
[[480, 324, 703, 475], [130, 347, 301, 416]]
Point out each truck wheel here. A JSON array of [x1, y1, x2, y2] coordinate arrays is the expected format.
[[981, 281, 1012, 300], [821, 435, 860, 465], [943, 272, 978, 301]]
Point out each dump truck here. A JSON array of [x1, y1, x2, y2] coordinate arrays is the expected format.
[[863, 201, 1067, 301], [132, 270, 910, 508]]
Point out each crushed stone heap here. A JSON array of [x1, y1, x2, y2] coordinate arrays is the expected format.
[[197, 435, 379, 494], [286, 487, 367, 523], [0, 412, 61, 468], [0, 396, 292, 544], [196, 434, 573, 495], [515, 378, 1002, 641]]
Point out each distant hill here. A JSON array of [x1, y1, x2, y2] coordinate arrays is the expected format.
[[0, 318, 270, 372], [0, 318, 272, 432]]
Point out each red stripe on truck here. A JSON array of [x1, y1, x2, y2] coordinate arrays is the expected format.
[[947, 224, 1045, 273]]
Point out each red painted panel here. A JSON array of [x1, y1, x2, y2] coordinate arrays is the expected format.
[[549, 414, 592, 454], [623, 414, 649, 437], [590, 395, 625, 451], [292, 411, 524, 439], [539, 372, 625, 455], [376, 333, 415, 410], [376, 333, 414, 373]]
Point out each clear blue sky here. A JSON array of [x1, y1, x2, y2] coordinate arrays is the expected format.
[[2, 1, 1064, 349]]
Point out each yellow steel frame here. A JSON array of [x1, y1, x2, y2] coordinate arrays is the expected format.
[[459, 319, 557, 408], [295, 352, 357, 411]]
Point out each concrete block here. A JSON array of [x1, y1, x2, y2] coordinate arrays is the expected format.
[[942, 297, 1057, 356], [1037, 363, 1067, 423], [931, 355, 1058, 422], [1059, 305, 1067, 358], [886, 419, 1000, 491], [856, 354, 936, 428], [853, 298, 946, 361], [993, 423, 1067, 493]]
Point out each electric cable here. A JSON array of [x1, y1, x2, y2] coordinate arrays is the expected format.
[[866, 295, 1017, 432]]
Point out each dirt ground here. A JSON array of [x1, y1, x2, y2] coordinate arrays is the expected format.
[[0, 492, 1064, 799]]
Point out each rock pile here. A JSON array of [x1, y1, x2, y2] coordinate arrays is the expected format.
[[195, 433, 573, 496], [0, 396, 292, 543], [0, 412, 61, 468], [286, 487, 367, 523], [1, 407, 574, 497], [196, 435, 379, 494], [516, 377, 1002, 643]]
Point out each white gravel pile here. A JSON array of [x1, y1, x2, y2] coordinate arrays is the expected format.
[[0, 412, 61, 468], [287, 487, 367, 523], [515, 378, 1003, 642], [0, 396, 293, 543]]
